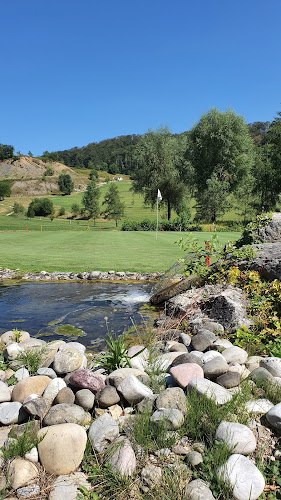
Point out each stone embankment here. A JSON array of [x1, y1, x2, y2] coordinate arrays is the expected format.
[[0, 281, 279, 499], [0, 268, 160, 282]]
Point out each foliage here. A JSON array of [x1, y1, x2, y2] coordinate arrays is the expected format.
[[0, 143, 14, 160], [256, 452, 281, 499], [121, 213, 194, 232], [0, 180, 12, 200], [82, 181, 100, 222], [27, 198, 54, 217], [130, 407, 178, 454], [195, 172, 231, 222], [71, 202, 81, 217], [13, 201, 24, 216], [16, 347, 47, 375], [58, 173, 74, 195], [89, 168, 98, 181], [102, 184, 125, 227], [12, 328, 22, 342], [96, 330, 144, 372], [132, 127, 192, 220], [177, 232, 222, 277], [1, 421, 45, 460], [58, 206, 65, 216], [235, 212, 272, 246]]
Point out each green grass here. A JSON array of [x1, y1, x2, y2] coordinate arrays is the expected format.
[[0, 231, 240, 273]]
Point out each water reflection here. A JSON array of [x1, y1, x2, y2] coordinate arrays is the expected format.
[[0, 281, 155, 347]]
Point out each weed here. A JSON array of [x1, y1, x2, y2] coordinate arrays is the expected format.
[[144, 346, 166, 394], [0, 354, 8, 371], [130, 408, 178, 455], [12, 328, 22, 342], [2, 421, 45, 460], [77, 485, 99, 500], [16, 346, 47, 375], [6, 375, 17, 386]]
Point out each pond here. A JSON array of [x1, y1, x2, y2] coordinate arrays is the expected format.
[[0, 281, 157, 349]]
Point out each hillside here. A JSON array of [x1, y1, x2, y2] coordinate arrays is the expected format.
[[0, 156, 88, 196]]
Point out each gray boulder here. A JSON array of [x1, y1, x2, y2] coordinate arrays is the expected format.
[[217, 454, 265, 500], [202, 287, 251, 329], [89, 413, 119, 453], [215, 421, 256, 454], [156, 387, 187, 414]]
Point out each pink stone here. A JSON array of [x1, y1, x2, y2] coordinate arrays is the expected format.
[[69, 370, 105, 393], [170, 363, 204, 389]]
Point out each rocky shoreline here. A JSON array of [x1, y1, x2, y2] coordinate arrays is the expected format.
[[0, 268, 161, 282], [0, 279, 280, 499]]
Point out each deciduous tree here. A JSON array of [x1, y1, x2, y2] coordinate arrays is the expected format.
[[102, 183, 125, 227], [82, 181, 100, 224], [58, 174, 74, 195]]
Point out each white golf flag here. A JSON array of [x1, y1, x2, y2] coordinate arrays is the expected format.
[[157, 189, 162, 201]]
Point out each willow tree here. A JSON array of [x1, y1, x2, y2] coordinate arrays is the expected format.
[[132, 127, 192, 220], [189, 108, 254, 221]]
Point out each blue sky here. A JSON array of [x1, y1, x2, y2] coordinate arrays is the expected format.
[[1, 0, 280, 156]]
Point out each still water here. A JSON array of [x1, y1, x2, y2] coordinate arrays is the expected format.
[[0, 281, 155, 348]]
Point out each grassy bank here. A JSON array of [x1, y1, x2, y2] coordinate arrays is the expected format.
[[0, 231, 240, 273]]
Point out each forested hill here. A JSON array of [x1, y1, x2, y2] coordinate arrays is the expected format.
[[39, 122, 268, 175]]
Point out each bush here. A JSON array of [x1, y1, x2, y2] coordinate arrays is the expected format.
[[27, 198, 54, 218], [13, 202, 24, 216], [58, 173, 74, 195], [58, 206, 65, 216], [0, 180, 12, 200]]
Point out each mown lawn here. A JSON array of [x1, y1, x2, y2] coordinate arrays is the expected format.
[[0, 231, 240, 273]]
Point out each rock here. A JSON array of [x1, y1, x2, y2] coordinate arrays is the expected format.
[[54, 387, 75, 405], [0, 402, 27, 425], [108, 437, 136, 477], [18, 338, 46, 351], [156, 387, 187, 414], [216, 371, 240, 388], [203, 357, 229, 379], [202, 321, 224, 334], [89, 413, 119, 453], [169, 342, 188, 353], [59, 342, 86, 355], [69, 369, 105, 392], [150, 408, 184, 430], [201, 351, 224, 364], [37, 423, 87, 475], [137, 395, 157, 414], [191, 330, 216, 351], [49, 472, 91, 500], [75, 389, 95, 411], [170, 353, 203, 369], [117, 375, 153, 404], [249, 367, 274, 384], [179, 332, 192, 346], [155, 352, 184, 371], [245, 399, 274, 414], [185, 479, 215, 499], [202, 287, 251, 330], [170, 363, 204, 389], [127, 345, 148, 358], [212, 338, 233, 351], [141, 465, 162, 491], [12, 376, 50, 403], [4, 342, 23, 360], [222, 346, 248, 364], [107, 367, 147, 386], [43, 403, 86, 426], [0, 380, 11, 402], [17, 484, 41, 498], [37, 367, 57, 378], [96, 386, 120, 408], [14, 367, 29, 381], [186, 451, 203, 466], [215, 421, 256, 454], [53, 347, 83, 375], [228, 362, 250, 380], [260, 357, 281, 377], [7, 457, 38, 489], [0, 427, 10, 447], [0, 370, 6, 382], [24, 446, 39, 463], [23, 397, 48, 419], [43, 377, 66, 404], [245, 356, 262, 372], [251, 242, 281, 280], [266, 402, 281, 429], [217, 454, 265, 500], [188, 378, 233, 404], [1, 330, 30, 345]]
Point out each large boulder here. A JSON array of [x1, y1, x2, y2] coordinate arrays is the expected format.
[[201, 287, 251, 330], [251, 243, 281, 281], [12, 376, 51, 403]]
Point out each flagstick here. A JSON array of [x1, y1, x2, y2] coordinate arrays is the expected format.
[[156, 196, 158, 240]]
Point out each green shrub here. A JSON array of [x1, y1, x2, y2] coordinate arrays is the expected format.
[[27, 198, 54, 218], [2, 421, 45, 460], [58, 206, 65, 216]]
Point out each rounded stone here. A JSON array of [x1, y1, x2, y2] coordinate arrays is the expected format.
[[260, 357, 281, 377], [215, 421, 256, 454], [43, 377, 67, 404], [53, 347, 83, 375], [12, 376, 51, 403], [117, 375, 153, 405], [0, 380, 12, 403], [43, 403, 86, 426], [266, 402, 281, 429], [0, 402, 27, 425], [222, 346, 248, 364], [191, 331, 216, 351], [170, 363, 204, 389], [0, 330, 30, 345], [54, 387, 75, 405], [187, 451, 203, 466], [185, 479, 215, 500], [89, 413, 119, 453], [37, 423, 87, 475], [108, 437, 136, 477], [96, 386, 120, 408], [150, 408, 184, 430], [217, 454, 265, 500], [23, 397, 48, 419], [216, 371, 240, 388], [156, 387, 187, 414], [59, 342, 86, 355], [37, 367, 57, 379], [7, 457, 38, 489], [14, 368, 29, 381], [75, 389, 95, 411], [203, 357, 229, 379], [69, 369, 105, 393]]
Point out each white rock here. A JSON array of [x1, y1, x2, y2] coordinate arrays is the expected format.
[[24, 446, 39, 463], [4, 342, 23, 360], [188, 378, 232, 405], [117, 375, 153, 404], [201, 351, 225, 364], [59, 342, 86, 355], [217, 454, 265, 500], [222, 346, 248, 364], [266, 402, 281, 429], [0, 381, 11, 402], [43, 377, 66, 404], [245, 399, 274, 415], [0, 401, 26, 425], [14, 368, 29, 381], [212, 339, 233, 351], [108, 437, 136, 477], [156, 352, 185, 371], [215, 421, 256, 454], [7, 457, 38, 489], [150, 408, 184, 430], [260, 357, 281, 377], [49, 472, 91, 500], [89, 413, 119, 453]]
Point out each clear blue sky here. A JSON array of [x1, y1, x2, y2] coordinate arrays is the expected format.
[[1, 0, 280, 156]]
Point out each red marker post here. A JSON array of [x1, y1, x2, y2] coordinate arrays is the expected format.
[[205, 242, 211, 267]]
